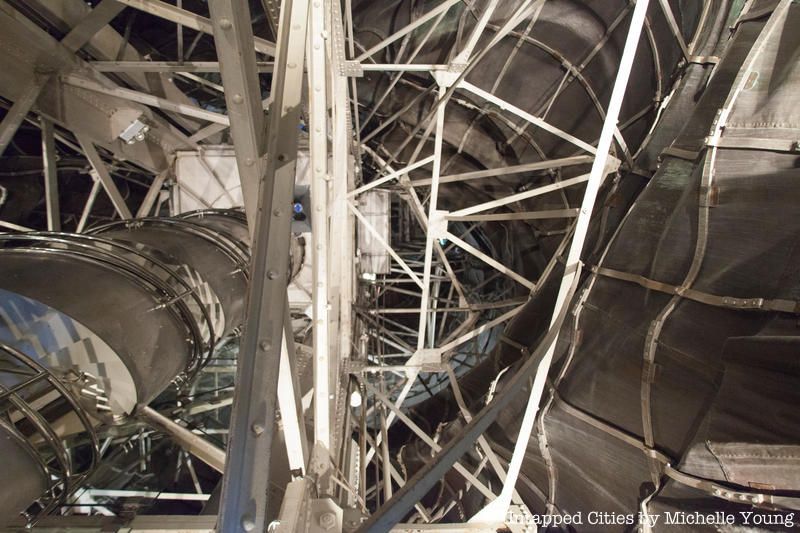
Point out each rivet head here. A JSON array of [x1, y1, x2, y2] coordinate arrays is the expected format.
[[241, 515, 255, 531], [232, 94, 244, 104], [259, 340, 270, 351], [267, 270, 279, 279], [219, 18, 232, 29], [251, 423, 265, 436], [319, 512, 336, 529]]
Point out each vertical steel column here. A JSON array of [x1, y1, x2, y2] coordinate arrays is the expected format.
[[216, 0, 309, 530], [327, 0, 356, 477], [471, 0, 652, 522], [415, 84, 446, 350], [40, 117, 60, 231], [307, 0, 332, 453], [208, 0, 266, 228]]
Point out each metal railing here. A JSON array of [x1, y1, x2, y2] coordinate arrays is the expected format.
[[0, 341, 100, 525]]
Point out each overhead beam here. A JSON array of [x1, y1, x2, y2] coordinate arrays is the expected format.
[[90, 60, 275, 73], [113, 0, 276, 56], [0, 0, 125, 156], [62, 74, 230, 125], [59, 0, 126, 52]]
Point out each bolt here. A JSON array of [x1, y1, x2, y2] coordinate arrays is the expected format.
[[267, 270, 279, 279], [219, 18, 232, 30], [259, 340, 271, 351], [319, 512, 336, 530], [241, 516, 256, 531], [251, 423, 265, 436], [273, 208, 282, 217]]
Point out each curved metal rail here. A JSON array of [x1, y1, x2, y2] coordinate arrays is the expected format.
[[0, 341, 100, 525]]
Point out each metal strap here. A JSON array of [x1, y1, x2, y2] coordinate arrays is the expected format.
[[591, 265, 800, 314], [555, 393, 800, 511], [688, 54, 720, 65], [707, 135, 800, 153], [660, 146, 702, 161]]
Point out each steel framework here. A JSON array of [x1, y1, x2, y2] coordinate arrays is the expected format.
[[0, 0, 734, 530]]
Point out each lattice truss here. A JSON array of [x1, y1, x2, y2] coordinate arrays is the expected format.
[[0, 0, 715, 530]]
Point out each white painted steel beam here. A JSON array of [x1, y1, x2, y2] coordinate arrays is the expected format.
[[470, 0, 651, 521]]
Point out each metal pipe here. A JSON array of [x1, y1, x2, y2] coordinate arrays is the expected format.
[[138, 406, 226, 473]]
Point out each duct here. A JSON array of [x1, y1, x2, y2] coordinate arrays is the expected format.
[[0, 209, 249, 526]]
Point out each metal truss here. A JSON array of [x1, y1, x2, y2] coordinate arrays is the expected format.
[[333, 0, 654, 530], [0, 0, 671, 531]]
